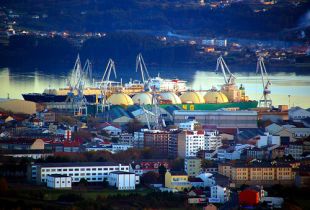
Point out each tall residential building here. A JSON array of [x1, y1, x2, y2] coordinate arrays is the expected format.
[[210, 185, 230, 203], [205, 129, 222, 150], [169, 130, 205, 158], [133, 130, 146, 148], [144, 130, 170, 156]]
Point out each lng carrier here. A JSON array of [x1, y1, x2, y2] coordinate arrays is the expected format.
[[22, 54, 259, 112]]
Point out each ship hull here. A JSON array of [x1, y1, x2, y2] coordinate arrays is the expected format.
[[22, 93, 97, 103], [160, 101, 258, 110]]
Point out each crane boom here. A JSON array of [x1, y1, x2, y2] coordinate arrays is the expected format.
[[216, 56, 236, 85], [136, 53, 150, 84], [256, 56, 272, 108]]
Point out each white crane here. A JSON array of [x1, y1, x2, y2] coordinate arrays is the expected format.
[[216, 56, 236, 85], [97, 59, 117, 106], [82, 59, 93, 85], [136, 53, 150, 84], [98, 59, 117, 90], [256, 56, 272, 108], [66, 54, 88, 116]]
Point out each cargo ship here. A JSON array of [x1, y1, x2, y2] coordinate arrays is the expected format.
[[22, 55, 258, 111]]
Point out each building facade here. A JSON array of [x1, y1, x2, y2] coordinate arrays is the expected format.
[[28, 162, 130, 184], [108, 171, 136, 190], [184, 157, 202, 176], [46, 174, 72, 189]]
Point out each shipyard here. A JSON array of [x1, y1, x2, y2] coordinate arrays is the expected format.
[[0, 1, 310, 210]]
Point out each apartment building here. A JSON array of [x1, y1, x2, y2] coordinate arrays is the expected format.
[[28, 162, 130, 184], [218, 162, 294, 186], [205, 129, 222, 151], [184, 157, 202, 176], [144, 130, 170, 156]]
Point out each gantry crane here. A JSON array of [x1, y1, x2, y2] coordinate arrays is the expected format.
[[216, 56, 236, 85], [256, 56, 272, 108]]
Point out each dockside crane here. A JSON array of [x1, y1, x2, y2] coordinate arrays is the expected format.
[[256, 56, 272, 108], [136, 53, 150, 84], [216, 56, 236, 85], [97, 58, 117, 107], [66, 54, 88, 116], [82, 59, 93, 85]]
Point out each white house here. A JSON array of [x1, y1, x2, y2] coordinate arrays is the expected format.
[[179, 120, 199, 131], [98, 122, 122, 136], [217, 147, 241, 160], [108, 171, 137, 190], [47, 174, 72, 189], [289, 108, 310, 121], [210, 185, 230, 204], [197, 172, 216, 187]]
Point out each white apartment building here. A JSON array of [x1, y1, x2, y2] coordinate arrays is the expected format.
[[108, 171, 136, 190], [133, 130, 146, 148], [184, 130, 205, 157], [29, 162, 130, 184], [205, 130, 222, 151], [119, 133, 134, 145], [210, 185, 230, 204], [47, 174, 72, 189]]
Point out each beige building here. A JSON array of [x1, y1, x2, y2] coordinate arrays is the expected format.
[[219, 162, 294, 186]]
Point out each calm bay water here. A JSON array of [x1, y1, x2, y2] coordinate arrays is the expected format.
[[1, 67, 310, 108]]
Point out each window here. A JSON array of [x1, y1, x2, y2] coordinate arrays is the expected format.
[[63, 169, 67, 171], [81, 168, 85, 171], [98, 168, 102, 171], [92, 173, 96, 175], [92, 168, 96, 171], [86, 168, 91, 171], [69, 169, 73, 171], [75, 168, 79, 171]]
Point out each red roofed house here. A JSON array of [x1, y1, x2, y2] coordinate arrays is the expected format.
[[96, 122, 122, 136]]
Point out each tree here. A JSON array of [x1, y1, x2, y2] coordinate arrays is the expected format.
[[127, 118, 143, 133], [141, 171, 159, 185], [103, 178, 109, 188], [79, 178, 88, 190], [158, 165, 167, 184]]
